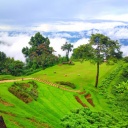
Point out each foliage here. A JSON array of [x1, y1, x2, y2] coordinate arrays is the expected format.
[[60, 108, 127, 128], [0, 51, 24, 76], [0, 75, 15, 81], [8, 81, 38, 103], [119, 64, 128, 82], [56, 81, 76, 89], [22, 32, 59, 69], [61, 42, 73, 61], [90, 34, 122, 61], [110, 81, 128, 122], [23, 68, 42, 76], [112, 81, 128, 94], [72, 44, 94, 61], [72, 33, 123, 88], [123, 56, 128, 62], [98, 63, 128, 126], [99, 65, 122, 97]]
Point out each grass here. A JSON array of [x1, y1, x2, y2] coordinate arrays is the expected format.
[[0, 81, 81, 128], [0, 75, 16, 80], [0, 61, 120, 128], [31, 61, 116, 89]]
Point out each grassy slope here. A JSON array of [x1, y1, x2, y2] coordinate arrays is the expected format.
[[31, 61, 116, 90], [0, 81, 82, 128], [0, 61, 118, 128]]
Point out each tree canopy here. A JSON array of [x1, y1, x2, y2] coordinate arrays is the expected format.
[[61, 42, 73, 61], [0, 51, 24, 76], [72, 33, 123, 87], [22, 32, 58, 69]]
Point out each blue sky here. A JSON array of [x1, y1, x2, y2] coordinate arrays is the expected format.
[[0, 0, 128, 31]]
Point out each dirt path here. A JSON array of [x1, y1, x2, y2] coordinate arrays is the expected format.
[[0, 77, 81, 93], [0, 78, 33, 83], [33, 78, 81, 93]]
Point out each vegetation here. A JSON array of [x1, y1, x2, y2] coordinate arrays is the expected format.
[[0, 51, 24, 76], [22, 32, 59, 70], [72, 33, 122, 87], [60, 108, 127, 128], [8, 81, 38, 103], [61, 42, 73, 61], [56, 81, 76, 89], [0, 32, 128, 128]]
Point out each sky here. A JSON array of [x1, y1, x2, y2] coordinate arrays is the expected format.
[[0, 0, 128, 31], [0, 0, 128, 61]]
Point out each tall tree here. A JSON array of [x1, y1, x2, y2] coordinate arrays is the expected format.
[[61, 42, 73, 61], [22, 32, 58, 69], [72, 33, 122, 88], [90, 34, 122, 87]]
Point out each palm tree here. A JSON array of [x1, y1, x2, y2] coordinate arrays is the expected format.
[[61, 42, 73, 61]]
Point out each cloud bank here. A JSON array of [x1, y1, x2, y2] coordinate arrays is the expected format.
[[0, 33, 30, 61], [0, 31, 128, 63], [0, 32, 89, 61]]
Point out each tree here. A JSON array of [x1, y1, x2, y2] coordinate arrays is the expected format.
[[61, 42, 73, 61], [72, 33, 122, 88], [90, 34, 122, 87], [0, 51, 7, 73], [72, 44, 93, 61], [0, 51, 24, 76], [22, 32, 58, 69]]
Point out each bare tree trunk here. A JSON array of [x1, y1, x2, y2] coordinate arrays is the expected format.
[[95, 62, 99, 88]]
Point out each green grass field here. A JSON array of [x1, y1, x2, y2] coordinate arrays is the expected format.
[[31, 61, 117, 89], [0, 61, 121, 128]]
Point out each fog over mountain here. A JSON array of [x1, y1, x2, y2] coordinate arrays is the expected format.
[[0, 21, 128, 61]]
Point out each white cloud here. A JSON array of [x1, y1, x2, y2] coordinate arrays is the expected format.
[[73, 38, 89, 48], [0, 33, 30, 61], [121, 45, 128, 57], [97, 14, 128, 22], [31, 21, 126, 32], [49, 38, 67, 57], [0, 25, 13, 31]]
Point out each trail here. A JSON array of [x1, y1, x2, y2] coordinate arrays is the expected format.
[[0, 77, 81, 93], [0, 78, 33, 83]]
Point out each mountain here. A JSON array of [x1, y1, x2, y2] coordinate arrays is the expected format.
[[1, 25, 128, 46]]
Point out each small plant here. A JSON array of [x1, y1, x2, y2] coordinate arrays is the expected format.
[[56, 81, 76, 89]]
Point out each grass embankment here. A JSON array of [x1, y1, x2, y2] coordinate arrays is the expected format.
[[0, 61, 118, 127]]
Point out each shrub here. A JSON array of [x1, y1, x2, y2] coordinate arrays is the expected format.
[[56, 81, 76, 89], [60, 108, 123, 128], [8, 81, 38, 103]]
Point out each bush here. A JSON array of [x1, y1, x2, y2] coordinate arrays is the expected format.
[[8, 81, 38, 103], [60, 108, 124, 128], [56, 81, 76, 89], [123, 56, 128, 62]]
